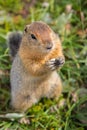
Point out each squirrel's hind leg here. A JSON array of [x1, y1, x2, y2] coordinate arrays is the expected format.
[[11, 94, 38, 112]]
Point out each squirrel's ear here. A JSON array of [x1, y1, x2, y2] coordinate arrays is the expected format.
[[24, 26, 27, 33], [24, 25, 28, 33], [24, 25, 30, 34]]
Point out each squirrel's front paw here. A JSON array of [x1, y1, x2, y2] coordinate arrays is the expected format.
[[47, 57, 65, 71]]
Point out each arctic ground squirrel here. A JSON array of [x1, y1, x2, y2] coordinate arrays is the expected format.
[[8, 21, 65, 111]]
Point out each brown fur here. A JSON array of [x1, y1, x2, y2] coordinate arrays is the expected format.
[[10, 21, 65, 111]]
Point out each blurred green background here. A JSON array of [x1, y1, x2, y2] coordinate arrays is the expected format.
[[0, 0, 87, 129]]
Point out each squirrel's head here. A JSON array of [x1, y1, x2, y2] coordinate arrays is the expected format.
[[22, 21, 61, 55]]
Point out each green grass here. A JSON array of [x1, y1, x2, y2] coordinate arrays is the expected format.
[[0, 0, 87, 129]]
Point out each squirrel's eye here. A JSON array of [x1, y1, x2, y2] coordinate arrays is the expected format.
[[31, 34, 37, 40]]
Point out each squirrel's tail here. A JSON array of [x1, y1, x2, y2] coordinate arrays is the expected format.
[[8, 32, 22, 59]]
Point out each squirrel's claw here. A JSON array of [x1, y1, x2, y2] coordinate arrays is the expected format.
[[47, 57, 65, 71]]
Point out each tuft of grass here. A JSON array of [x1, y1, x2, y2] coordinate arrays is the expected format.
[[0, 0, 87, 129]]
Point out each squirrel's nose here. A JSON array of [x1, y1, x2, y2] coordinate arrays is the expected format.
[[46, 43, 53, 50]]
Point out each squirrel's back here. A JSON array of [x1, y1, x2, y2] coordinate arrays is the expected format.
[[8, 32, 22, 59]]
